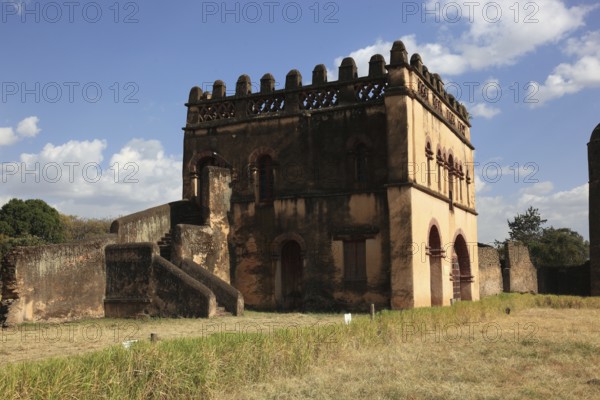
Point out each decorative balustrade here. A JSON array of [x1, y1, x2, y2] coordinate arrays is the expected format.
[[185, 40, 470, 139]]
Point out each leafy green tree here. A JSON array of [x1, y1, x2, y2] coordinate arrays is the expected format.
[[0, 198, 65, 243], [529, 228, 589, 267], [507, 206, 547, 247]]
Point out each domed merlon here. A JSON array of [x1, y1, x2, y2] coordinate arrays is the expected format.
[[312, 64, 328, 85], [236, 74, 252, 96], [410, 53, 423, 73], [591, 123, 600, 142], [390, 40, 408, 65], [339, 57, 358, 81], [260, 73, 275, 93], [188, 86, 203, 103], [432, 73, 444, 92], [213, 80, 226, 99], [368, 54, 386, 77], [285, 69, 302, 89]]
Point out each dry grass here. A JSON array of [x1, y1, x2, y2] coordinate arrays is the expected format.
[[0, 311, 340, 365], [1, 294, 600, 399], [234, 307, 600, 399]]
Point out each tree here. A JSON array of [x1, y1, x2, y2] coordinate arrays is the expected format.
[[529, 228, 589, 267], [507, 206, 547, 247], [60, 214, 112, 241], [500, 207, 589, 268], [0, 198, 65, 243]]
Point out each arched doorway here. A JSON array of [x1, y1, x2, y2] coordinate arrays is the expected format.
[[453, 234, 473, 301], [281, 240, 303, 310], [429, 225, 443, 306]]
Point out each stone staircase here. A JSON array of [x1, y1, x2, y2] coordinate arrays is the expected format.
[[156, 219, 233, 318], [157, 231, 173, 260]]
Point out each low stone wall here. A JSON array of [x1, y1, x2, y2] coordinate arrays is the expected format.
[[152, 257, 216, 318], [505, 241, 538, 293], [538, 262, 590, 296], [171, 224, 232, 283], [180, 259, 243, 316], [0, 235, 116, 325], [477, 244, 502, 298], [110, 200, 201, 244], [104, 243, 216, 318]]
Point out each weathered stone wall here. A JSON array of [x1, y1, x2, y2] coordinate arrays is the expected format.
[[110, 200, 202, 244], [505, 241, 538, 293], [104, 243, 216, 318], [0, 235, 116, 325], [180, 259, 243, 316], [477, 244, 502, 297], [538, 262, 591, 296]]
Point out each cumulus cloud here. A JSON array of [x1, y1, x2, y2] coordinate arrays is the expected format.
[[0, 127, 19, 146], [535, 30, 600, 105], [0, 138, 182, 219], [470, 103, 501, 119], [0, 116, 42, 147], [332, 1, 592, 79]]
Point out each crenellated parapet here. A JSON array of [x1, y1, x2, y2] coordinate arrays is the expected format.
[[184, 40, 470, 140]]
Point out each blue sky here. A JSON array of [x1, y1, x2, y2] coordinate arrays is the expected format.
[[1, 0, 599, 244]]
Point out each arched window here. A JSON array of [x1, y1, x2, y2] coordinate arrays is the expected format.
[[436, 149, 443, 192], [458, 163, 464, 203], [466, 171, 471, 206], [258, 154, 274, 203], [425, 141, 434, 187], [355, 143, 368, 184], [448, 154, 454, 206]]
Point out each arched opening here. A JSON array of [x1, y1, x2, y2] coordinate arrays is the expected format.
[[436, 149, 443, 192], [258, 154, 274, 203], [448, 154, 454, 205], [281, 240, 303, 310], [453, 234, 473, 301], [425, 141, 434, 187], [428, 225, 443, 306]]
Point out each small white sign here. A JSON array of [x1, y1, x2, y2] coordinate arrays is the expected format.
[[344, 313, 352, 325]]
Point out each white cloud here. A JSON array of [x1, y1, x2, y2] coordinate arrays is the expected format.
[[0, 116, 42, 147], [16, 116, 41, 137], [332, 38, 390, 79], [0, 138, 182, 219], [470, 103, 501, 119], [332, 1, 592, 79], [0, 127, 19, 146], [535, 30, 600, 105]]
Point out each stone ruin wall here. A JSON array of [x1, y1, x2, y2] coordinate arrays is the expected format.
[[1, 235, 116, 325], [477, 244, 503, 298]]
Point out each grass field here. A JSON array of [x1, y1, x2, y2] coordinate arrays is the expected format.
[[1, 294, 600, 399]]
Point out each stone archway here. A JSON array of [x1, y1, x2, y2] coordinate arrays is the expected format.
[[429, 225, 443, 306], [453, 234, 473, 301]]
